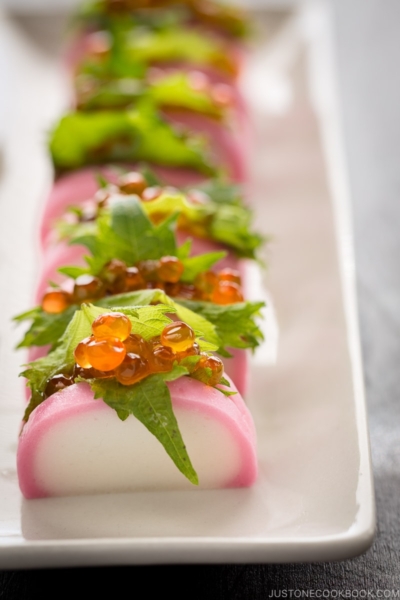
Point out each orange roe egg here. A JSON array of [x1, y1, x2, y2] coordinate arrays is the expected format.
[[125, 266, 145, 291], [73, 275, 104, 303], [150, 281, 165, 291], [137, 259, 160, 281], [211, 281, 244, 305], [160, 321, 195, 353], [176, 284, 197, 300], [118, 172, 147, 195], [164, 282, 181, 297], [151, 344, 176, 372], [85, 337, 126, 371], [42, 289, 71, 314], [115, 353, 149, 385], [92, 312, 132, 342], [141, 186, 162, 202], [157, 256, 184, 283], [73, 364, 114, 380], [44, 374, 74, 399], [195, 270, 218, 295], [74, 336, 93, 369], [100, 259, 127, 293], [176, 341, 200, 360], [218, 268, 241, 285], [192, 354, 224, 386], [124, 333, 150, 357]]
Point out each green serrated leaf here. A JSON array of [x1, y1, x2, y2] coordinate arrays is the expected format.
[[195, 180, 243, 206], [97, 289, 160, 308], [16, 305, 76, 349], [180, 251, 226, 282], [13, 306, 42, 323], [57, 265, 90, 279], [176, 299, 266, 354], [50, 107, 215, 174], [176, 239, 192, 259], [22, 308, 95, 421]]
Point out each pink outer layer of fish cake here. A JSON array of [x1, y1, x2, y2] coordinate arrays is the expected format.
[[17, 378, 258, 499]]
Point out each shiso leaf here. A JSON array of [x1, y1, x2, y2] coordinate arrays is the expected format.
[[69, 195, 226, 280], [14, 305, 76, 350], [57, 266, 90, 279], [49, 106, 215, 174], [176, 299, 266, 356], [15, 287, 262, 355], [58, 184, 264, 259], [180, 251, 227, 283], [21, 308, 95, 421]]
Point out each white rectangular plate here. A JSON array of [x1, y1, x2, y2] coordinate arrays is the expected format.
[[0, 2, 375, 568]]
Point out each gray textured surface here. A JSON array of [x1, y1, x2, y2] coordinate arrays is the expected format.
[[330, 0, 400, 585], [0, 0, 399, 593]]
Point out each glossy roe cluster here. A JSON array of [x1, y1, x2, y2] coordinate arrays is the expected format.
[[41, 258, 244, 314], [44, 313, 224, 398]]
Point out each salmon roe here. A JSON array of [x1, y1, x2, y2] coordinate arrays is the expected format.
[[115, 353, 149, 385], [92, 312, 132, 341], [83, 336, 127, 371], [211, 281, 244, 305], [42, 289, 71, 314], [192, 354, 224, 387], [73, 275, 104, 303], [44, 374, 74, 399], [100, 259, 127, 293], [218, 268, 241, 285], [74, 336, 93, 368], [161, 321, 196, 353], [157, 256, 185, 283], [125, 267, 145, 291], [118, 172, 147, 196], [124, 333, 151, 357], [195, 270, 218, 295], [41, 259, 245, 313], [150, 344, 176, 372], [48, 316, 226, 397]]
